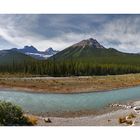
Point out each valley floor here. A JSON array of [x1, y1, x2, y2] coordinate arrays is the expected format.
[[0, 73, 140, 93]]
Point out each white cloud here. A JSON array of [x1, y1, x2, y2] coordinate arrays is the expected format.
[[0, 14, 140, 53]]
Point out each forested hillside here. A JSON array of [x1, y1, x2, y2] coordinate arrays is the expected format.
[[1, 38, 140, 76]]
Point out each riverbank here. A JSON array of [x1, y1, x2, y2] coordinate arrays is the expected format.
[[36, 109, 134, 126], [1, 73, 140, 93], [35, 100, 140, 126]]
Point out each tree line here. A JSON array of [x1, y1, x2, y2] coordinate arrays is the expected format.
[[0, 59, 140, 76]]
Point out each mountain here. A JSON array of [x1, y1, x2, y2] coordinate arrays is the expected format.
[[51, 38, 124, 60], [45, 47, 58, 55], [11, 46, 59, 60], [50, 38, 140, 67], [71, 38, 105, 49], [18, 45, 38, 53], [0, 49, 34, 65]]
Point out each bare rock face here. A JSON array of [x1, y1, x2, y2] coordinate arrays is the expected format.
[[71, 38, 105, 49]]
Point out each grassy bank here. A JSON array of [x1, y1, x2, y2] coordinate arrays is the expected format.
[[0, 73, 140, 93]]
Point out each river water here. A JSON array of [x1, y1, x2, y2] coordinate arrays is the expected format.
[[0, 87, 140, 113]]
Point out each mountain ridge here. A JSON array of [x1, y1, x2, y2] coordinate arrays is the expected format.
[[10, 46, 59, 60]]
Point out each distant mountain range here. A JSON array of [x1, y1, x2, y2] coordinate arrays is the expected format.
[[10, 46, 59, 60], [0, 45, 59, 64], [1, 38, 140, 66]]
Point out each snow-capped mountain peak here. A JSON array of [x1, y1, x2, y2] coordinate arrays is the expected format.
[[44, 47, 58, 55], [21, 45, 38, 53], [10, 46, 59, 60]]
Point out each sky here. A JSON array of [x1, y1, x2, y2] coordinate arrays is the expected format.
[[0, 14, 140, 53]]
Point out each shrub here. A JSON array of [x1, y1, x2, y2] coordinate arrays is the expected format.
[[0, 100, 33, 126]]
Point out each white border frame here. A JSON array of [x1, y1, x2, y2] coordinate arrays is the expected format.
[[0, 0, 140, 140]]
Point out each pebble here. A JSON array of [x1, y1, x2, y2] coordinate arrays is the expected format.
[[44, 117, 52, 123]]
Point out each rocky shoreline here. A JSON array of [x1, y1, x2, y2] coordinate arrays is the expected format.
[[30, 100, 140, 126]]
